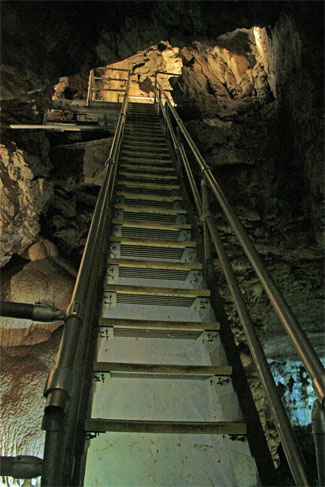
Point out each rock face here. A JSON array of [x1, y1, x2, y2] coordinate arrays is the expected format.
[[0, 328, 62, 459], [0, 248, 75, 347], [0, 142, 53, 267]]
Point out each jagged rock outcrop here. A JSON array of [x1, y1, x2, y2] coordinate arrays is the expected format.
[[0, 142, 53, 266], [0, 243, 75, 347]]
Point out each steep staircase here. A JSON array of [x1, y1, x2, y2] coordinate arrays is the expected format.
[[82, 103, 261, 486]]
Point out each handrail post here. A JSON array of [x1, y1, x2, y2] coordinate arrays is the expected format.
[[201, 176, 212, 274], [175, 127, 182, 173], [154, 71, 157, 105], [312, 399, 325, 486], [86, 69, 94, 107]]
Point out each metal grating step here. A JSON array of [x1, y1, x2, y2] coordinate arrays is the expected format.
[[121, 150, 170, 159], [118, 171, 177, 181], [117, 211, 182, 223], [117, 185, 180, 197], [116, 294, 194, 307], [120, 245, 184, 260], [98, 318, 220, 339], [85, 419, 247, 435], [116, 192, 183, 209], [119, 164, 175, 173], [118, 267, 188, 280], [116, 227, 183, 241], [120, 158, 173, 167], [122, 139, 167, 148]]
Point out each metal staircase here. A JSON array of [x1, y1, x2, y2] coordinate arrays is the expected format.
[[3, 69, 323, 486], [80, 103, 261, 486]]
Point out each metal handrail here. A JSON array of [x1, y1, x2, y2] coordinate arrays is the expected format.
[[155, 80, 324, 486], [177, 139, 310, 486], [41, 72, 131, 486], [155, 80, 325, 403]]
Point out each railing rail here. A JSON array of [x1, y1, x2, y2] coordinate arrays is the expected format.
[[41, 71, 131, 487], [154, 79, 324, 487]]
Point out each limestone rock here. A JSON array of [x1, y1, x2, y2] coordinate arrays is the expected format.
[[0, 328, 62, 459], [0, 143, 53, 266], [0, 256, 74, 347]]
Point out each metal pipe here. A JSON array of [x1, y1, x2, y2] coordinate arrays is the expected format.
[[0, 456, 43, 479], [312, 399, 325, 486], [157, 80, 325, 403], [86, 69, 94, 107], [179, 144, 202, 215], [158, 84, 314, 485], [0, 301, 65, 322], [41, 71, 131, 486], [205, 213, 311, 486], [201, 177, 211, 266]]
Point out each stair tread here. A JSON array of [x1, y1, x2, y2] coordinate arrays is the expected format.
[[98, 317, 220, 330], [112, 219, 191, 230], [116, 191, 182, 201], [118, 180, 180, 190], [110, 236, 196, 247], [120, 158, 173, 165], [115, 204, 186, 214], [93, 362, 232, 376], [107, 258, 201, 270], [119, 171, 176, 180], [120, 164, 174, 172], [85, 418, 247, 435], [122, 150, 169, 157], [104, 284, 210, 298]]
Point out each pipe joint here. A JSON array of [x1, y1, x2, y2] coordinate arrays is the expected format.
[[32, 302, 65, 322], [44, 367, 73, 411], [0, 456, 43, 479]]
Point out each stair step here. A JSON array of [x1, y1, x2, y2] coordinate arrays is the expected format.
[[119, 171, 177, 181], [123, 144, 168, 151], [124, 128, 162, 135], [122, 140, 168, 148], [85, 419, 247, 435], [107, 258, 201, 270], [114, 204, 186, 215], [120, 164, 174, 173], [120, 157, 174, 165], [103, 284, 210, 298], [112, 219, 190, 232], [116, 192, 182, 202], [110, 236, 196, 248], [123, 136, 166, 143], [120, 157, 172, 166], [118, 180, 180, 190], [121, 150, 170, 158], [98, 318, 220, 339], [126, 122, 161, 128], [93, 362, 232, 378]]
